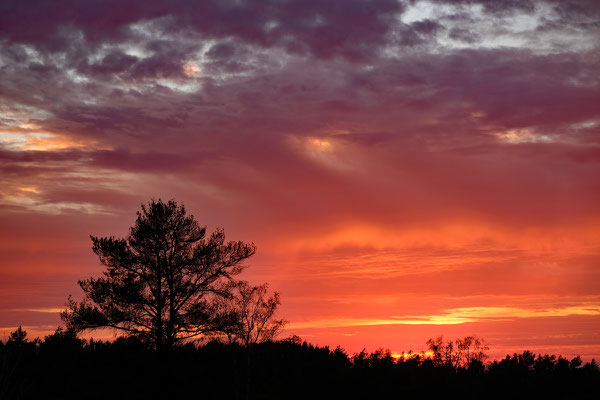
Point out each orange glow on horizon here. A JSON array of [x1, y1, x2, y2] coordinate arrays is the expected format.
[[287, 304, 600, 330]]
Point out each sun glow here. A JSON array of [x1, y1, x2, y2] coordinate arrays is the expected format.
[[287, 304, 600, 330], [495, 128, 554, 144], [183, 61, 201, 77], [17, 186, 39, 193], [288, 135, 358, 172], [0, 131, 107, 151]]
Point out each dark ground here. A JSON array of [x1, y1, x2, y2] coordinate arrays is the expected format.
[[1, 329, 599, 400]]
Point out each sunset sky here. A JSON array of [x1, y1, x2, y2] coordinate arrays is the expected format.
[[1, 0, 599, 360]]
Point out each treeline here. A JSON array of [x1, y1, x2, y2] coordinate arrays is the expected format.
[[1, 328, 598, 400]]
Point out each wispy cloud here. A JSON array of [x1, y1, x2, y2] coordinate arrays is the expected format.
[[288, 304, 600, 329], [8, 308, 64, 313]]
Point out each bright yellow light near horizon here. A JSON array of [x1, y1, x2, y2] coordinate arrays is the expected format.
[[286, 304, 600, 330], [391, 351, 434, 359]]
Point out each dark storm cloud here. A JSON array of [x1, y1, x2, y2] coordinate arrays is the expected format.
[[434, 0, 536, 15], [448, 27, 479, 43], [0, 146, 216, 175], [52, 103, 189, 135], [2, 0, 599, 70], [0, 0, 598, 218], [76, 50, 139, 76], [538, 0, 600, 32], [0, 0, 404, 61]]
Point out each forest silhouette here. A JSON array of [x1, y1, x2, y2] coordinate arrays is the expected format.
[[1, 328, 599, 400], [1, 199, 599, 399]]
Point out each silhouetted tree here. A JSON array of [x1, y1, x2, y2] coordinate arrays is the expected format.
[[427, 336, 454, 367], [61, 199, 256, 351], [457, 335, 489, 366], [426, 335, 488, 369], [215, 281, 286, 347], [7, 326, 27, 345], [1, 327, 31, 399], [211, 281, 286, 399]]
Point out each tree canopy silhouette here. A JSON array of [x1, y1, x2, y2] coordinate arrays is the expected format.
[[61, 199, 256, 350], [426, 335, 489, 369], [215, 281, 287, 346]]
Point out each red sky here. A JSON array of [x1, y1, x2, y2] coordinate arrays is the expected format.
[[1, 0, 599, 360]]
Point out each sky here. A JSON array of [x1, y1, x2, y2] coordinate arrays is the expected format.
[[1, 0, 599, 360]]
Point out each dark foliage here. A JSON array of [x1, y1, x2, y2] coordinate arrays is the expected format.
[[61, 199, 257, 350], [1, 328, 598, 400], [213, 280, 287, 347]]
